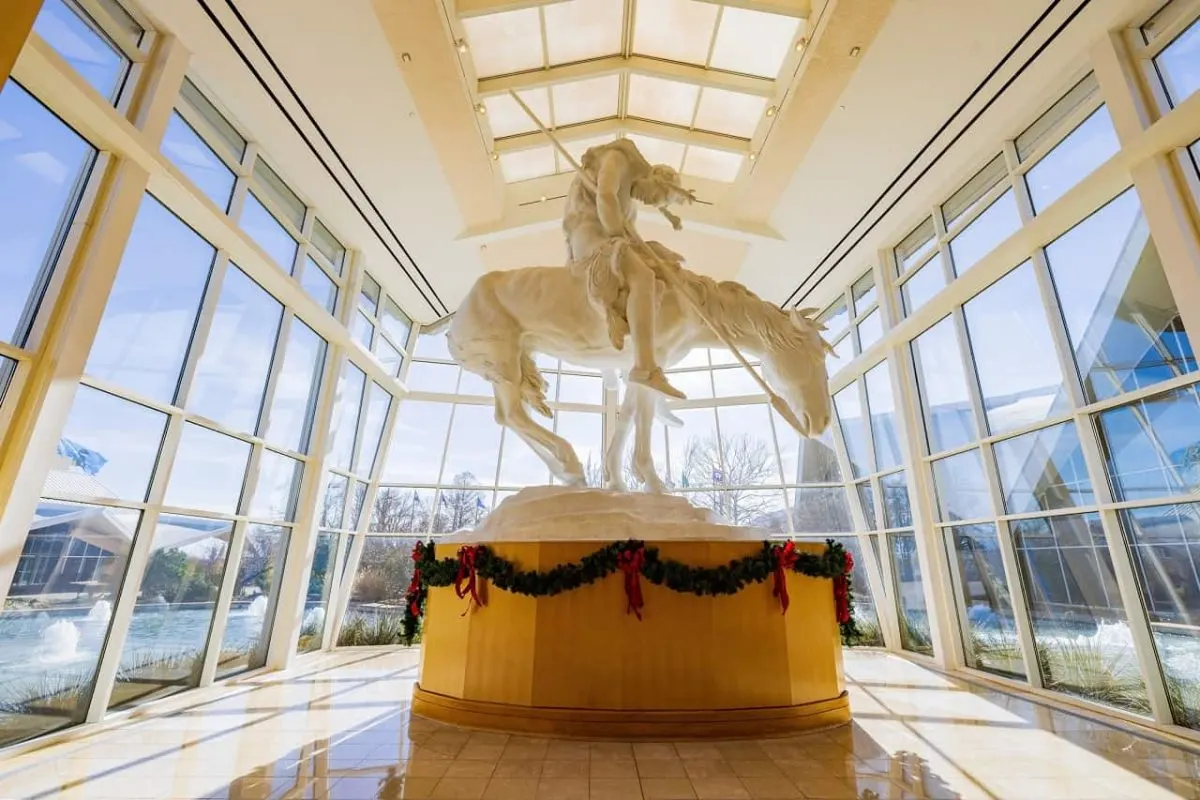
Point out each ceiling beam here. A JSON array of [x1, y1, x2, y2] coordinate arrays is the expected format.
[[460, 173, 782, 243], [493, 117, 751, 155], [452, 0, 569, 19], [477, 55, 777, 98], [691, 0, 811, 19]]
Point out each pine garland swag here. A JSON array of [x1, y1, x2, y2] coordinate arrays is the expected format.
[[401, 539, 857, 645]]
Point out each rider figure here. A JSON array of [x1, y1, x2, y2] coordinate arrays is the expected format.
[[563, 139, 694, 401]]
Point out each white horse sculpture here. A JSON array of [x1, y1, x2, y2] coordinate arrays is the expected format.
[[425, 257, 833, 493]]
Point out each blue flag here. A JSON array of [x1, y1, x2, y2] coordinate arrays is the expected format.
[[57, 439, 107, 476], [475, 495, 487, 510]]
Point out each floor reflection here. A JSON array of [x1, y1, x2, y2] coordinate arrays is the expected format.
[[0, 649, 1196, 799]]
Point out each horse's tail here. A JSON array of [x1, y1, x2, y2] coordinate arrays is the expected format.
[[519, 351, 552, 418]]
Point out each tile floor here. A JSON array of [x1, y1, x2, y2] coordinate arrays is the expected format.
[[0, 648, 1197, 799]]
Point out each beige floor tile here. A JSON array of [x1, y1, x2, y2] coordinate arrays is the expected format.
[[634, 744, 679, 761], [786, 775, 856, 799], [688, 776, 750, 800], [737, 776, 801, 799], [494, 760, 544, 778], [590, 776, 646, 799], [460, 744, 508, 761], [591, 759, 639, 778], [637, 759, 687, 778], [640, 777, 697, 799], [683, 760, 735, 779], [483, 776, 541, 799], [537, 776, 590, 800], [542, 760, 589, 778], [726, 760, 784, 778], [546, 742, 592, 761], [445, 759, 499, 778], [431, 776, 491, 799], [673, 743, 725, 760]]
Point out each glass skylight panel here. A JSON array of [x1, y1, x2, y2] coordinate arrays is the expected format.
[[633, 0, 719, 66], [550, 75, 620, 127], [942, 154, 1006, 227], [252, 159, 305, 229], [558, 135, 617, 172], [627, 75, 699, 127], [1016, 73, 1100, 162], [180, 78, 245, 163], [482, 88, 550, 138], [624, 134, 684, 171], [500, 146, 556, 182], [543, 0, 622, 65], [709, 7, 799, 79], [682, 146, 742, 182], [692, 87, 766, 138], [462, 9, 543, 78]]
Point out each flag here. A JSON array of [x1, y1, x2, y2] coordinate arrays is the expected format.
[[681, 474, 689, 488], [475, 495, 487, 511], [712, 468, 724, 484], [57, 439, 107, 476]]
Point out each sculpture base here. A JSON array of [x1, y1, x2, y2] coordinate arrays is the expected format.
[[412, 685, 849, 740], [416, 540, 849, 740]]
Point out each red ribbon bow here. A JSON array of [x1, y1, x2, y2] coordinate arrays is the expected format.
[[833, 551, 854, 624], [617, 545, 646, 620], [454, 545, 486, 614], [771, 541, 799, 614]]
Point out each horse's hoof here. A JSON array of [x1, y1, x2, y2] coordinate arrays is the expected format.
[[606, 479, 628, 493]]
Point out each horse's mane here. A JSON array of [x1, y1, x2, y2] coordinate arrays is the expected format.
[[674, 269, 824, 354]]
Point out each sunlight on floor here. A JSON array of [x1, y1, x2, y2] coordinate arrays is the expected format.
[[0, 649, 1196, 799]]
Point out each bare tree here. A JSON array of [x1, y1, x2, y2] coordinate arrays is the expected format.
[[371, 487, 432, 534], [677, 432, 780, 527], [432, 472, 489, 533]]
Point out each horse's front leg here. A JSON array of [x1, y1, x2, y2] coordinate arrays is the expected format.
[[602, 382, 638, 492], [494, 381, 585, 486], [631, 385, 667, 494]]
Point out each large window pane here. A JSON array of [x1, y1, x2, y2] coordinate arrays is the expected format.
[[1097, 386, 1200, 502], [433, 478, 491, 533], [339, 536, 420, 646], [1025, 108, 1119, 213], [818, 298, 849, 341], [353, 383, 391, 477], [912, 316, 976, 453], [298, 532, 336, 652], [381, 400, 453, 483], [857, 481, 877, 530], [1047, 189, 1195, 403], [1012, 514, 1147, 714], [775, 411, 841, 483], [0, 356, 15, 403], [264, 319, 326, 453], [947, 524, 1026, 678], [372, 488, 437, 534], [880, 471, 912, 529], [932, 449, 991, 523], [441, 404, 502, 487], [0, 82, 95, 346], [161, 113, 235, 212], [249, 450, 301, 522], [864, 361, 902, 471], [109, 515, 233, 710], [558, 373, 604, 404], [299, 257, 337, 314], [856, 309, 883, 352], [666, 408, 720, 488], [217, 525, 287, 679], [498, 428, 550, 488], [188, 267, 283, 434], [328, 364, 366, 472], [0, 503, 140, 747], [901, 255, 946, 316], [790, 487, 852, 533], [163, 423, 251, 515], [46, 386, 166, 502], [555, 411, 604, 486], [948, 190, 1021, 275], [34, 0, 129, 101], [890, 532, 934, 655], [964, 263, 1068, 434], [380, 298, 411, 346], [1120, 503, 1200, 729], [715, 404, 779, 487], [240, 192, 297, 273], [1155, 18, 1200, 107], [831, 536, 885, 646], [994, 422, 1093, 514], [87, 196, 215, 404], [834, 384, 870, 478], [407, 361, 460, 393]]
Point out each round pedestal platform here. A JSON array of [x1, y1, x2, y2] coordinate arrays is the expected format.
[[414, 540, 850, 740]]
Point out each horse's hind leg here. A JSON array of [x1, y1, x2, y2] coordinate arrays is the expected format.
[[630, 385, 667, 494], [494, 381, 586, 486]]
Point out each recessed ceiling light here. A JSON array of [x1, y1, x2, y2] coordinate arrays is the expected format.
[[766, 105, 777, 117], [539, 195, 548, 203], [795, 37, 807, 51], [456, 39, 468, 54], [401, 52, 412, 63], [849, 46, 861, 57], [748, 153, 757, 162], [475, 103, 486, 115], [491, 151, 499, 161]]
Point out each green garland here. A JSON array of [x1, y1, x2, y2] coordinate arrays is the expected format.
[[401, 539, 856, 645]]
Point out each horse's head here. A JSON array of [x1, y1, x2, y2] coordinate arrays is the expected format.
[[760, 307, 834, 437]]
